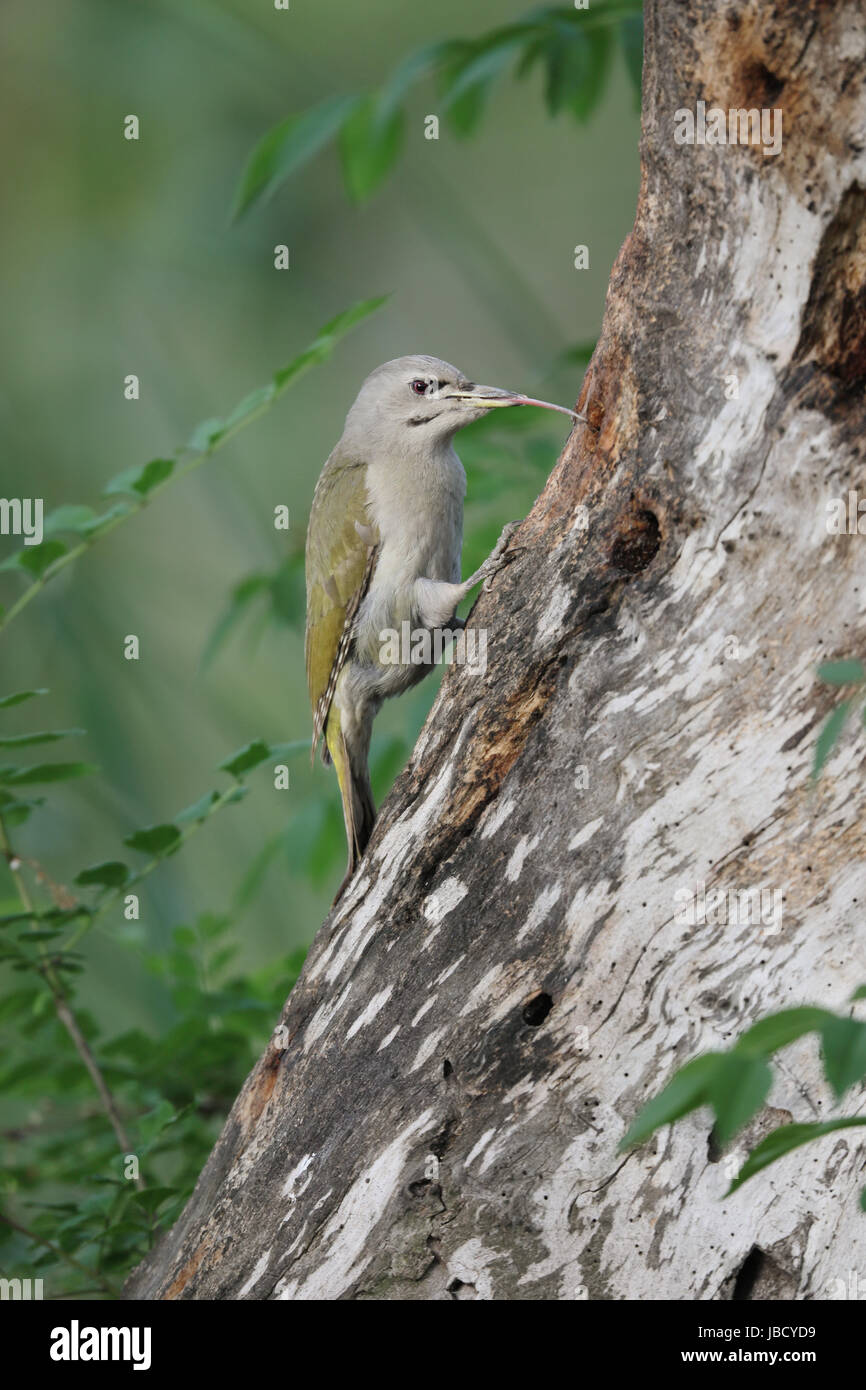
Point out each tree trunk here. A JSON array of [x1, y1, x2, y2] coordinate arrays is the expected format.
[[126, 0, 866, 1300]]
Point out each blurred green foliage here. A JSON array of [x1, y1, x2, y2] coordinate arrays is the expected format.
[[234, 1, 643, 215], [1, 901, 305, 1294]]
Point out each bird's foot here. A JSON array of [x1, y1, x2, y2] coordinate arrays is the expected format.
[[481, 521, 522, 591]]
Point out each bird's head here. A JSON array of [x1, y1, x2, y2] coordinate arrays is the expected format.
[[340, 354, 584, 453]]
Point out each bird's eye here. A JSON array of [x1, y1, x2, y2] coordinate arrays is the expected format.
[[410, 378, 428, 396]]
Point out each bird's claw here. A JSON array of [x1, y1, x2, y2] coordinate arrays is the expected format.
[[481, 522, 522, 591]]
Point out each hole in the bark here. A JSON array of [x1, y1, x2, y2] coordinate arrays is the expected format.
[[447, 1273, 475, 1295], [522, 991, 553, 1027], [408, 1179, 432, 1198], [732, 1246, 767, 1301], [794, 184, 866, 388], [443, 1059, 453, 1078], [741, 59, 785, 106], [609, 510, 661, 574]]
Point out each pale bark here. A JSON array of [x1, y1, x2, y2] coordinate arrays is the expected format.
[[126, 0, 866, 1300]]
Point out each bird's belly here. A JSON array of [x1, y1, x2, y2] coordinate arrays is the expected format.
[[352, 517, 460, 678], [353, 459, 464, 682]]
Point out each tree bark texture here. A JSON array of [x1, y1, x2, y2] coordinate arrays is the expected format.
[[126, 0, 866, 1300]]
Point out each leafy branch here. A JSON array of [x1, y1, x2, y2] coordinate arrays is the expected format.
[[621, 994, 866, 1208], [0, 297, 386, 637], [0, 688, 313, 1291], [0, 801, 142, 1184], [0, 708, 307, 966], [233, 2, 643, 217]]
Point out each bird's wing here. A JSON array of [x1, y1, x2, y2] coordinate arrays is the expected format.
[[305, 456, 378, 762]]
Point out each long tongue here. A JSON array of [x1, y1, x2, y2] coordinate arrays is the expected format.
[[502, 393, 586, 423]]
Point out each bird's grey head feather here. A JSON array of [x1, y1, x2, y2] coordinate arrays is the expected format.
[[337, 354, 584, 457], [340, 356, 483, 451]]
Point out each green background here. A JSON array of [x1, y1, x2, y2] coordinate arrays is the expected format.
[[0, 0, 639, 1034]]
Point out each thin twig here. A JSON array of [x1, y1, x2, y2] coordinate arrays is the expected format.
[[0, 814, 143, 1187]]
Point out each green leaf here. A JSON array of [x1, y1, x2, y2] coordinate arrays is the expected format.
[[620, 13, 643, 103], [0, 988, 39, 1022], [707, 1052, 773, 1145], [175, 790, 220, 825], [137, 1099, 178, 1150], [0, 906, 87, 927], [339, 95, 404, 202], [220, 740, 270, 779], [543, 25, 612, 122], [42, 505, 99, 536], [0, 762, 97, 786], [219, 384, 276, 438], [233, 93, 359, 219], [728, 1118, 866, 1194], [0, 798, 40, 827], [74, 861, 130, 889], [820, 1015, 866, 1098], [734, 1006, 834, 1057], [620, 1053, 724, 1149], [861, 1185, 866, 1213], [817, 659, 866, 686], [272, 295, 389, 391], [123, 824, 182, 856], [377, 40, 456, 122], [0, 689, 48, 710], [0, 540, 67, 577], [851, 985, 866, 1002], [0, 729, 84, 748], [130, 1186, 178, 1215], [186, 418, 224, 453], [813, 700, 851, 778], [78, 501, 135, 536], [442, 38, 523, 136], [103, 458, 174, 497]]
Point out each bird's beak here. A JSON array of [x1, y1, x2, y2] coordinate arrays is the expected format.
[[446, 385, 586, 423]]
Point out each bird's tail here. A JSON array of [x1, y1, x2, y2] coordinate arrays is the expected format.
[[325, 707, 376, 902]]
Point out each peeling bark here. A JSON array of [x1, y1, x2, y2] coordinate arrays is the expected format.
[[126, 0, 866, 1301]]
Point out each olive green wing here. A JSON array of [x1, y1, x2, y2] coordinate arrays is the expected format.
[[305, 456, 377, 761]]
